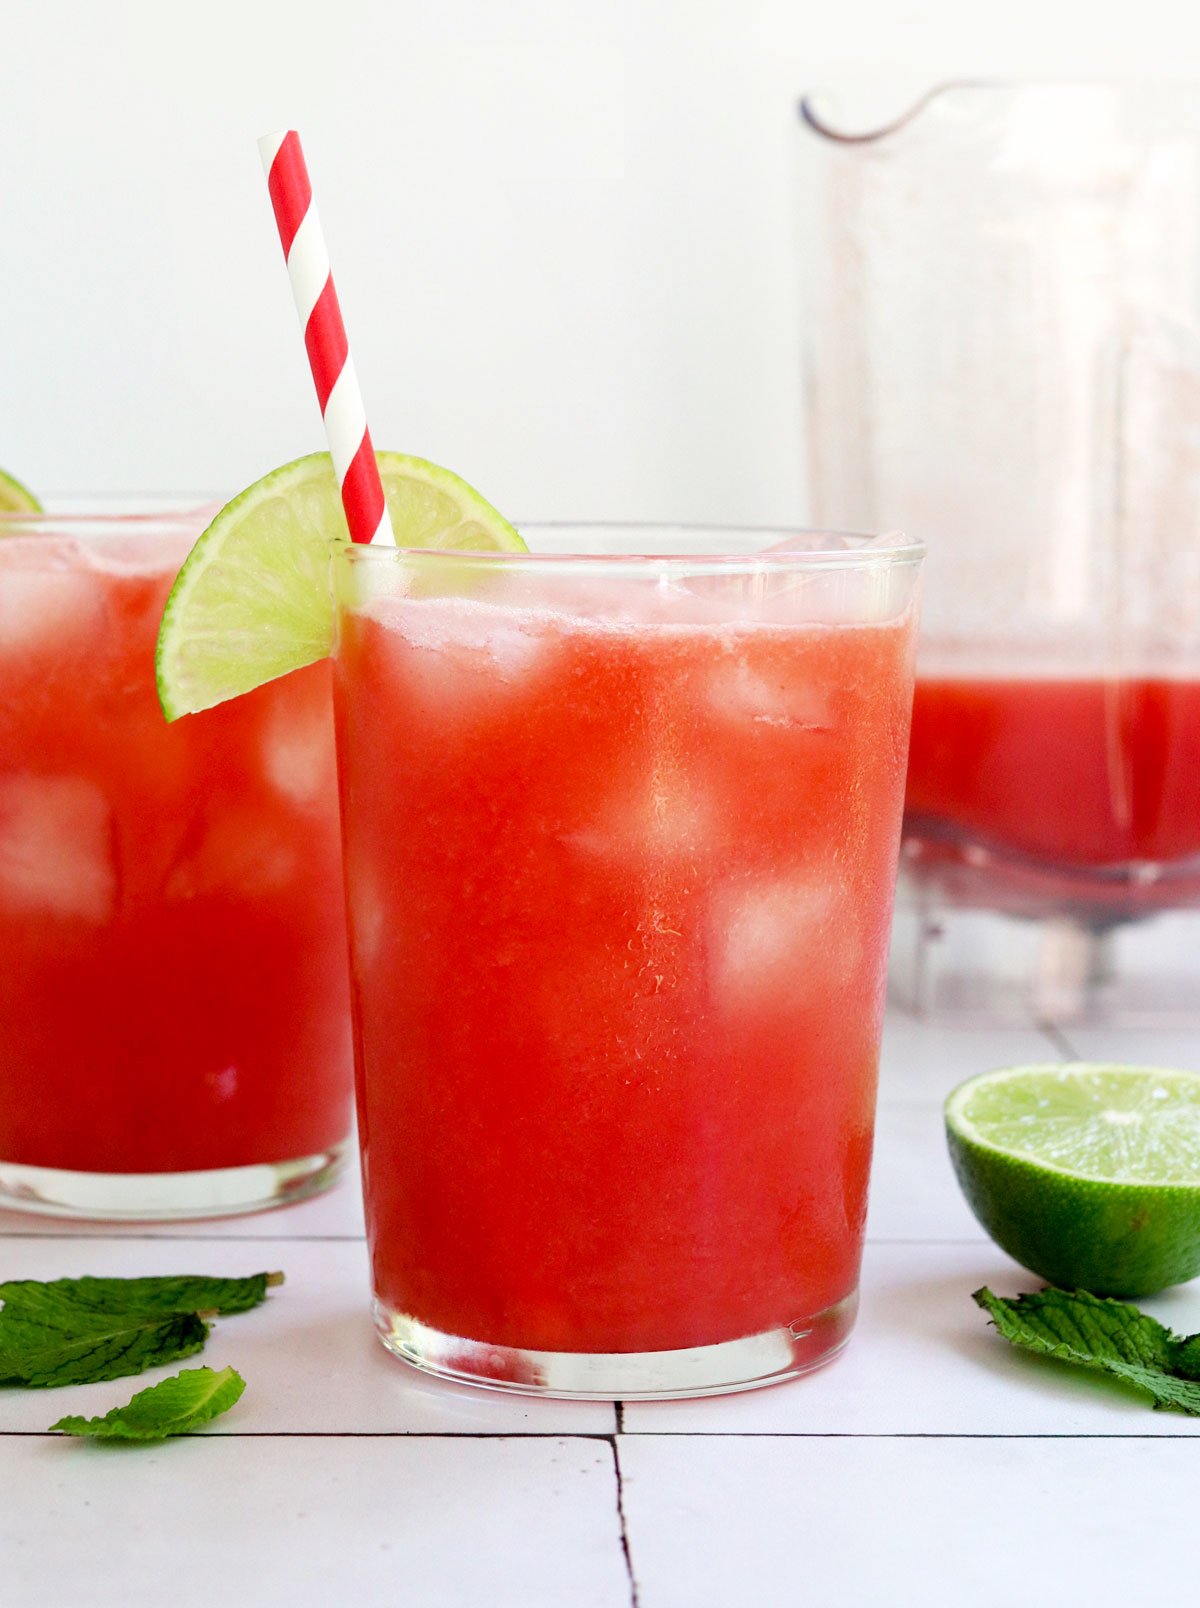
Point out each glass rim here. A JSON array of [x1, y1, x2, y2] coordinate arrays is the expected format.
[[338, 523, 924, 575], [0, 509, 206, 540]]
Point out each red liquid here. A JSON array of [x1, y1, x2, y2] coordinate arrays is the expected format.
[[335, 594, 914, 1356], [0, 533, 352, 1174], [907, 676, 1200, 871]]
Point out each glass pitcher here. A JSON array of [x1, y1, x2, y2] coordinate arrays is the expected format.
[[801, 83, 1200, 1021]]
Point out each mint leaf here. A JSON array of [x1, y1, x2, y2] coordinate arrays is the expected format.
[[974, 1287, 1200, 1415], [51, 1365, 246, 1441], [0, 1271, 282, 1318], [0, 1292, 208, 1389]]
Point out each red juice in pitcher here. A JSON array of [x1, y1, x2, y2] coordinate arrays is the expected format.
[[906, 675, 1200, 904]]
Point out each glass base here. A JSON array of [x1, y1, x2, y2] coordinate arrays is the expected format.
[[891, 866, 1200, 1025], [0, 1140, 350, 1221], [372, 1289, 858, 1400]]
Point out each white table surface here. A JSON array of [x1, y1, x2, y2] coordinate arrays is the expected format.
[[4, 1006, 1199, 1608]]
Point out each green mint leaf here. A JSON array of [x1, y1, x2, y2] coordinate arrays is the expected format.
[[50, 1365, 246, 1441], [1170, 1333, 1200, 1381], [974, 1286, 1200, 1415], [0, 1271, 282, 1318], [0, 1292, 208, 1388]]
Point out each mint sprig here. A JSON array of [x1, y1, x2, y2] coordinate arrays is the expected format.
[[0, 1271, 282, 1318], [51, 1365, 246, 1441], [975, 1286, 1200, 1414], [0, 1270, 283, 1436], [0, 1301, 209, 1389]]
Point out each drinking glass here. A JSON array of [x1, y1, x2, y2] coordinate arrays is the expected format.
[[332, 525, 921, 1397], [0, 511, 353, 1216]]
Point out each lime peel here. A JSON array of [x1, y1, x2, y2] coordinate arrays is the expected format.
[[946, 1062, 1200, 1297], [156, 451, 525, 720], [0, 468, 42, 516]]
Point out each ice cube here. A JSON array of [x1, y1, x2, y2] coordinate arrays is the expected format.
[[569, 758, 713, 862], [0, 547, 108, 659], [204, 1065, 239, 1102], [84, 530, 189, 576], [166, 811, 296, 901], [399, 595, 546, 673], [711, 870, 853, 1007], [262, 696, 336, 808], [707, 657, 837, 731], [0, 775, 116, 922], [367, 594, 548, 711], [346, 860, 388, 970]]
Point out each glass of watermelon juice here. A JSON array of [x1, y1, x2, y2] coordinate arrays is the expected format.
[[332, 525, 922, 1397], [0, 513, 354, 1217]]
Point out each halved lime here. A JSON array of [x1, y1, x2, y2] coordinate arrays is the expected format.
[[156, 451, 525, 720], [946, 1063, 1200, 1296], [0, 468, 42, 515]]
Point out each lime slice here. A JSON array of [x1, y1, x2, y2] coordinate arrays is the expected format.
[[156, 451, 525, 720], [946, 1063, 1200, 1296], [0, 468, 42, 515]]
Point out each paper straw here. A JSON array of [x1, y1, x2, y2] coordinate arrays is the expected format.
[[258, 130, 394, 546]]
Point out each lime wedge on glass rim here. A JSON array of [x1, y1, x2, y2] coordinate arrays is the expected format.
[[946, 1062, 1200, 1297], [0, 468, 42, 514], [155, 451, 525, 720]]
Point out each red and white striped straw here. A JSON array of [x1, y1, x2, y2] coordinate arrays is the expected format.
[[258, 129, 394, 546]]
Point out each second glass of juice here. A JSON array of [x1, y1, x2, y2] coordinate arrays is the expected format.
[[333, 526, 921, 1397], [0, 513, 354, 1217]]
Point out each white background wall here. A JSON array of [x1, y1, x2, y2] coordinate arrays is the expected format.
[[4, 1, 1199, 522]]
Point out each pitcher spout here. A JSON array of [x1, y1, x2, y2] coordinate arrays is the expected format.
[[798, 82, 995, 144]]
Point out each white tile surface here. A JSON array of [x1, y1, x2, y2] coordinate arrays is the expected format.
[[2, 1435, 631, 1608], [4, 1002, 1198, 1606], [1059, 1024, 1200, 1073], [0, 1237, 614, 1436], [621, 1240, 1200, 1436], [878, 1012, 1059, 1103], [867, 1103, 986, 1242], [618, 1434, 1200, 1608]]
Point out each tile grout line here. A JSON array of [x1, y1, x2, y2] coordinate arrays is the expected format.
[[609, 1408, 641, 1608], [3, 1428, 1197, 1441], [0, 1429, 622, 1441], [590, 1429, 1200, 1442]]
